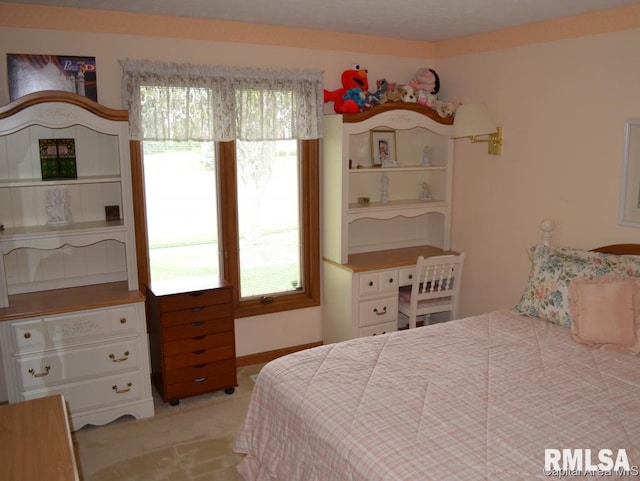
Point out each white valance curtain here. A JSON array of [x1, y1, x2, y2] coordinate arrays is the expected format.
[[120, 59, 323, 142]]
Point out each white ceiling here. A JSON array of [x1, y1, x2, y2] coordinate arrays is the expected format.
[[7, 0, 640, 42]]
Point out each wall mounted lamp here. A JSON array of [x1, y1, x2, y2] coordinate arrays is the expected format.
[[451, 103, 503, 156]]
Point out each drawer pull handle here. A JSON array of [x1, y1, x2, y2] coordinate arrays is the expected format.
[[191, 321, 205, 327], [388, 278, 394, 283], [191, 307, 204, 312], [120, 318, 127, 324], [193, 349, 206, 355], [192, 335, 206, 341], [373, 307, 387, 316], [408, 274, 413, 279], [23, 332, 32, 339], [368, 281, 374, 287], [194, 377, 208, 383], [194, 363, 207, 368], [190, 291, 205, 297], [28, 365, 50, 377], [109, 351, 130, 362], [112, 382, 132, 394]]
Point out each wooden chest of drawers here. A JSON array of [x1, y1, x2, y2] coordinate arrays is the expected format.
[[147, 279, 237, 405]]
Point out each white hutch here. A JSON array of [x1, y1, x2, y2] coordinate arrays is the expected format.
[[0, 91, 153, 430], [322, 103, 456, 343]]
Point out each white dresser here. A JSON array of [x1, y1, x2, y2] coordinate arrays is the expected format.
[[0, 92, 153, 429]]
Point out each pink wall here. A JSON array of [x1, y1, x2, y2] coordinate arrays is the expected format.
[[1, 2, 640, 362]]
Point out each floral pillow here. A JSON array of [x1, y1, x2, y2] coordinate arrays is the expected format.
[[513, 244, 640, 328]]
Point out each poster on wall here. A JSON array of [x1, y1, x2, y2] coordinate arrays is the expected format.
[[7, 54, 97, 102]]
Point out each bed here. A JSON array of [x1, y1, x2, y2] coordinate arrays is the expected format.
[[233, 237, 640, 480]]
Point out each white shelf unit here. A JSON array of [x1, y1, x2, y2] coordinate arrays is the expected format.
[[321, 104, 455, 343], [323, 104, 454, 265], [0, 93, 137, 305], [0, 91, 153, 428]]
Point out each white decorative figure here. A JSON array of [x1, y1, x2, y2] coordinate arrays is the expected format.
[[381, 172, 389, 204], [422, 145, 432, 166], [419, 182, 432, 200], [46, 188, 73, 225]]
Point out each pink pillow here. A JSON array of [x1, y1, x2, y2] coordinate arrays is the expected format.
[[569, 275, 640, 354]]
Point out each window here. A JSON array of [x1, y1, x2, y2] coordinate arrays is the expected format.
[[123, 60, 322, 317]]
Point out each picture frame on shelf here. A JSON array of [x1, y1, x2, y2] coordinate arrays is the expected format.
[[371, 130, 396, 167]]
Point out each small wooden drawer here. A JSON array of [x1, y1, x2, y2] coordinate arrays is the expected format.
[[162, 317, 233, 342], [155, 289, 232, 313], [358, 296, 398, 327], [164, 359, 235, 385], [160, 303, 232, 328], [163, 360, 237, 400], [163, 343, 235, 370], [163, 331, 234, 357]]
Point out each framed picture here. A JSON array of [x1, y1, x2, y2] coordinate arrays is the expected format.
[[7, 54, 97, 102], [371, 130, 397, 167]]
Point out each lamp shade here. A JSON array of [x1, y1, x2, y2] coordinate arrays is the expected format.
[[451, 103, 497, 139]]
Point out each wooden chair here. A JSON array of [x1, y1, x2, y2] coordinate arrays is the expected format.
[[398, 253, 465, 329]]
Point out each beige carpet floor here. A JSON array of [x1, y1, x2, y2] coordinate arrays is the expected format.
[[72, 363, 265, 481]]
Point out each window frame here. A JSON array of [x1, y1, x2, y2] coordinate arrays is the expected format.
[[130, 138, 320, 319]]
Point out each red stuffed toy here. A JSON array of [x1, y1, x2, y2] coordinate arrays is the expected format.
[[324, 64, 369, 114]]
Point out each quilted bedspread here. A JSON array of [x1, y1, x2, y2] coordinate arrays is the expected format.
[[233, 310, 640, 480]]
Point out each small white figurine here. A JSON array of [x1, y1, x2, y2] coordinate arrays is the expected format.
[[422, 145, 432, 166], [381, 172, 389, 203], [419, 182, 432, 200]]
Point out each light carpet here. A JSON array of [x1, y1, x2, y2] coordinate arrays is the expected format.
[[73, 364, 264, 481]]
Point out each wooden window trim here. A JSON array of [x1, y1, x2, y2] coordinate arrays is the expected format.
[[131, 139, 320, 319]]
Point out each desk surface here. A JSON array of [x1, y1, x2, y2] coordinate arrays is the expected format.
[[325, 245, 456, 273], [0, 395, 79, 481]]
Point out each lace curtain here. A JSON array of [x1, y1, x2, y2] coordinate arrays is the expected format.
[[120, 59, 323, 141]]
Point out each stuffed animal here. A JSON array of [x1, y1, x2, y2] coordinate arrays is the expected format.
[[401, 85, 417, 103], [381, 85, 405, 103], [409, 68, 440, 95], [434, 100, 459, 118], [416, 89, 437, 108], [324, 64, 370, 114]]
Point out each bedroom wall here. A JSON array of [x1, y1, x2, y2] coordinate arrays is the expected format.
[[436, 25, 640, 317]]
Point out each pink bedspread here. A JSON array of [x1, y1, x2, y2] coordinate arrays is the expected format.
[[233, 310, 640, 480]]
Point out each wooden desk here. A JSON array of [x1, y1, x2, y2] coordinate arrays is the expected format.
[[0, 395, 79, 481]]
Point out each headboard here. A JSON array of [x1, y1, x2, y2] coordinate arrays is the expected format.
[[540, 219, 640, 256]]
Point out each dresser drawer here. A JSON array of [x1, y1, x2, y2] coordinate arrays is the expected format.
[[358, 296, 398, 327], [160, 303, 232, 328], [16, 339, 140, 390], [156, 288, 232, 313], [162, 317, 233, 342], [163, 343, 235, 370], [22, 370, 147, 413], [358, 321, 397, 337], [109, 305, 141, 334], [358, 270, 398, 296], [163, 360, 237, 400], [164, 358, 236, 385], [399, 266, 416, 286]]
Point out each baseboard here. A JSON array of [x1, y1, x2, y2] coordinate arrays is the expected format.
[[236, 341, 323, 367]]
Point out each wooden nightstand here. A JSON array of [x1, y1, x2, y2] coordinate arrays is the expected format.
[[146, 278, 237, 405]]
